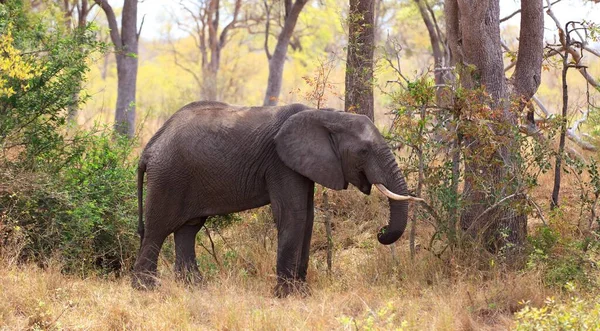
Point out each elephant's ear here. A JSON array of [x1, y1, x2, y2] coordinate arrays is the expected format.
[[274, 110, 347, 190]]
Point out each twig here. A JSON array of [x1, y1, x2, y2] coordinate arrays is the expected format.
[[500, 0, 562, 23], [200, 226, 220, 266], [524, 195, 547, 226], [467, 193, 523, 233]]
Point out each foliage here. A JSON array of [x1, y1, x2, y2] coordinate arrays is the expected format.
[[1, 131, 139, 275], [0, 1, 104, 168], [515, 296, 600, 330], [0, 25, 40, 98], [384, 58, 574, 259], [526, 225, 598, 288], [0, 1, 137, 275], [339, 302, 408, 330]]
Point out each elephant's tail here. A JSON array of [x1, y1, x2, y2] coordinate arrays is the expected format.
[[137, 160, 146, 245]]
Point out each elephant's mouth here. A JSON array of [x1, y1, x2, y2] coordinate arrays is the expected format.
[[357, 171, 372, 194]]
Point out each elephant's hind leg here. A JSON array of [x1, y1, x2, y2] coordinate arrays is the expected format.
[[174, 218, 206, 284], [132, 196, 179, 290], [132, 232, 169, 290]]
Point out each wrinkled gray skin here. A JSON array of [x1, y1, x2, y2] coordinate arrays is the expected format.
[[133, 101, 409, 297]]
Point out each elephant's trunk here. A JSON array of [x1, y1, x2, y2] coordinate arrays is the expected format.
[[376, 172, 410, 245]]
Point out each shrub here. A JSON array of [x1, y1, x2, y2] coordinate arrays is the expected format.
[[1, 131, 139, 275], [515, 296, 600, 330], [0, 1, 104, 168], [0, 1, 138, 275]]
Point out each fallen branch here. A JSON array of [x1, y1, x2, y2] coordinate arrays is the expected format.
[[566, 145, 587, 163]]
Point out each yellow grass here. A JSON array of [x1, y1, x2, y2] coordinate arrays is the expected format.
[[1, 252, 545, 330]]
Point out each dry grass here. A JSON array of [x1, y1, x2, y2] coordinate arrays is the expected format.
[[1, 176, 597, 330], [1, 252, 539, 330]]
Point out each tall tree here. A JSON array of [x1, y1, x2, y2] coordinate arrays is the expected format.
[[170, 0, 242, 101], [58, 0, 95, 121], [263, 0, 309, 106], [344, 0, 374, 121], [413, 0, 448, 99], [95, 0, 139, 138], [445, 0, 543, 251]]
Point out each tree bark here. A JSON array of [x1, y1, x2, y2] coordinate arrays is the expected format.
[[511, 0, 544, 107], [414, 0, 444, 88], [344, 0, 374, 121], [446, 0, 543, 253], [263, 0, 308, 106], [95, 0, 138, 138]]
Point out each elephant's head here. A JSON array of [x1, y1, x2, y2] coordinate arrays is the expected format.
[[274, 109, 422, 245]]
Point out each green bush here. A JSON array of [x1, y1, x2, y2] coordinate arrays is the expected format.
[[1, 131, 139, 275], [526, 226, 598, 289], [515, 296, 600, 330], [0, 1, 104, 168], [0, 1, 138, 275]]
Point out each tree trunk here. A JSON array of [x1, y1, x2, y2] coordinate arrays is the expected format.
[[95, 0, 138, 138], [446, 0, 543, 254], [263, 0, 308, 106], [414, 0, 444, 88], [114, 52, 138, 137], [61, 0, 92, 123], [344, 0, 374, 121]]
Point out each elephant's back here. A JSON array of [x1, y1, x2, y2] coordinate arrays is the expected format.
[[142, 103, 286, 176], [141, 102, 311, 211]]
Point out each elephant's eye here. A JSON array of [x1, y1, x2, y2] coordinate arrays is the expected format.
[[359, 148, 369, 156]]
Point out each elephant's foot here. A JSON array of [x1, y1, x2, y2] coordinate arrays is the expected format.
[[131, 271, 159, 290], [274, 279, 311, 298]]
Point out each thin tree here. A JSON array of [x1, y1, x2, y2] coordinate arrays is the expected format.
[[344, 0, 374, 120], [413, 0, 449, 98], [94, 0, 139, 138], [58, 0, 95, 121], [263, 0, 309, 106], [170, 0, 242, 101], [445, 0, 544, 252]]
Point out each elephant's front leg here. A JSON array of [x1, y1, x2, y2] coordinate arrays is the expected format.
[[270, 179, 314, 298]]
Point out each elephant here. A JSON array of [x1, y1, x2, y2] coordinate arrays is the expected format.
[[133, 101, 422, 297]]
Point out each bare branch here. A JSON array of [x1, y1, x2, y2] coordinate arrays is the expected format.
[[94, 0, 122, 48], [567, 131, 597, 151], [137, 14, 145, 40], [169, 37, 203, 88], [524, 195, 548, 226], [532, 95, 551, 118], [583, 44, 600, 58], [500, 0, 562, 23], [566, 145, 587, 162], [504, 61, 516, 72], [530, 95, 596, 151], [546, 3, 599, 89], [468, 193, 523, 233], [219, 0, 242, 48], [263, 0, 272, 59]]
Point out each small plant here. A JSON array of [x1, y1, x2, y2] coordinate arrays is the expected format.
[[339, 302, 408, 331]]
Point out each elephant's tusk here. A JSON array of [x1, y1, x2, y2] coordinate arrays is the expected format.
[[375, 184, 424, 202]]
